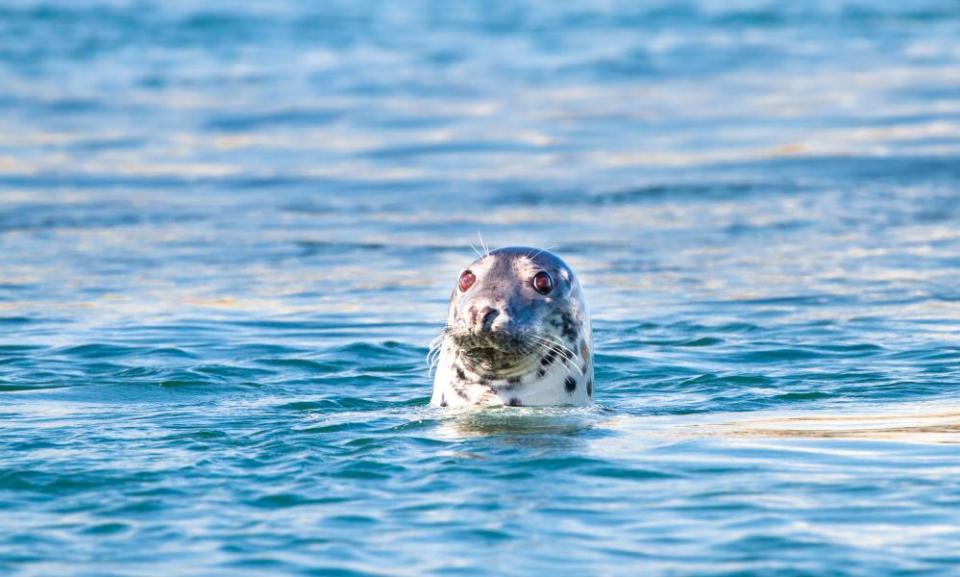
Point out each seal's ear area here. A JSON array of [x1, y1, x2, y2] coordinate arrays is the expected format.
[[554, 266, 575, 294]]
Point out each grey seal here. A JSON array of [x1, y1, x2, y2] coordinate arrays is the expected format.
[[429, 246, 593, 407]]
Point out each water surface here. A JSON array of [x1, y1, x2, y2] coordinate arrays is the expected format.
[[2, 1, 960, 575]]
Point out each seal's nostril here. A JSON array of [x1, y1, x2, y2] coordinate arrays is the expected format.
[[480, 308, 500, 331]]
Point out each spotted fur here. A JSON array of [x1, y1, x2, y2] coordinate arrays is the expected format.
[[429, 246, 593, 407]]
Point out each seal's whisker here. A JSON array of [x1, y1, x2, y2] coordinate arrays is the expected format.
[[531, 340, 579, 382], [526, 246, 555, 261], [531, 332, 580, 362], [427, 341, 442, 363], [427, 332, 446, 350], [536, 336, 584, 377], [477, 232, 490, 256], [426, 349, 441, 376], [528, 334, 584, 377], [426, 330, 453, 376]]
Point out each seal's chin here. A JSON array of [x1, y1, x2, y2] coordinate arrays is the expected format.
[[453, 331, 538, 376]]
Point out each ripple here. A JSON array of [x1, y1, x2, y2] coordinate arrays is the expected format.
[[56, 344, 142, 359]]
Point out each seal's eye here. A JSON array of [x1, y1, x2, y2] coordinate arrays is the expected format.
[[458, 270, 476, 292], [532, 271, 553, 295]]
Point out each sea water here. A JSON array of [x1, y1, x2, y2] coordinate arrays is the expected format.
[[1, 1, 959, 575]]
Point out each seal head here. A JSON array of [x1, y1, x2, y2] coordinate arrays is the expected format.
[[430, 246, 593, 407]]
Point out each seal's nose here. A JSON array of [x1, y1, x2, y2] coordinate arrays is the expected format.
[[480, 307, 500, 332], [469, 305, 502, 333]]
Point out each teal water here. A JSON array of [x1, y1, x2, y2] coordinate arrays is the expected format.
[[2, 1, 960, 575]]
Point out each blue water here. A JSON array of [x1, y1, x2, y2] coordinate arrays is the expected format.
[[2, 1, 960, 575]]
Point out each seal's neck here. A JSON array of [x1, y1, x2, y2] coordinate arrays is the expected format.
[[431, 336, 593, 408]]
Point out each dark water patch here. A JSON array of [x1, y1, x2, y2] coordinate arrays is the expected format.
[[485, 181, 803, 208], [68, 135, 146, 152], [145, 347, 198, 359], [584, 466, 678, 480], [331, 463, 402, 481], [364, 140, 546, 160], [226, 319, 426, 333], [720, 294, 856, 307], [246, 493, 344, 510], [447, 527, 513, 543], [0, 468, 152, 495], [205, 108, 342, 131], [719, 155, 960, 184], [730, 348, 827, 363], [638, 336, 726, 347], [227, 343, 310, 356], [160, 428, 231, 443], [0, 344, 46, 355], [616, 321, 764, 336], [816, 343, 884, 354], [296, 240, 389, 257], [256, 358, 343, 373], [0, 283, 38, 293], [677, 373, 777, 389], [220, 558, 292, 571], [157, 377, 221, 389], [80, 522, 129, 536], [909, 348, 960, 362], [192, 364, 275, 380], [832, 380, 951, 401], [71, 361, 128, 375], [331, 341, 425, 361], [56, 344, 142, 359], [0, 202, 202, 232], [0, 173, 277, 191], [114, 322, 228, 336], [772, 391, 836, 402], [303, 568, 383, 577], [0, 382, 73, 392], [723, 219, 812, 235], [324, 514, 379, 526], [110, 366, 168, 379]]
